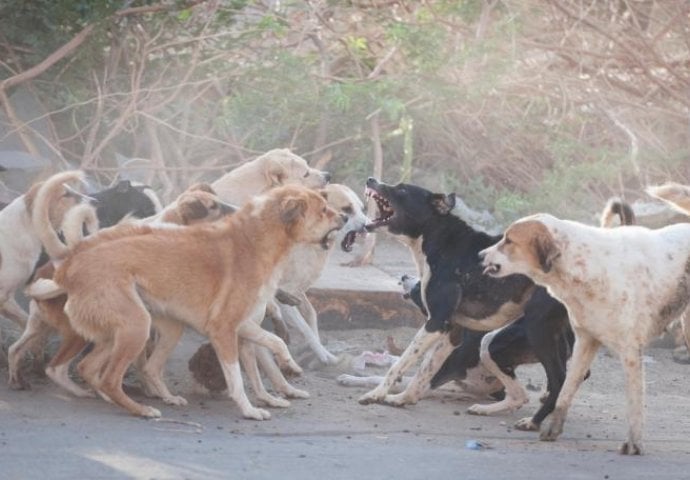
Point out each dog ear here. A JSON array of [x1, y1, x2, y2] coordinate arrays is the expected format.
[[280, 196, 307, 224], [267, 161, 287, 187], [532, 230, 561, 273], [430, 193, 456, 215], [178, 196, 208, 224]]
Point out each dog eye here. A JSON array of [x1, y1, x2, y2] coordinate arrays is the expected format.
[[342, 206, 353, 214], [304, 171, 310, 178], [322, 206, 327, 213], [210, 204, 218, 210]]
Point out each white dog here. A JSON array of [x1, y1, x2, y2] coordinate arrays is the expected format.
[[479, 207, 690, 455]]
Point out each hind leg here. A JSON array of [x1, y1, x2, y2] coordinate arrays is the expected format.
[[8, 300, 48, 389], [1, 296, 29, 328], [468, 324, 531, 416], [95, 312, 161, 418], [46, 329, 91, 397], [138, 316, 187, 406]]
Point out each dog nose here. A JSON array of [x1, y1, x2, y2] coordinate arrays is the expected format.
[[366, 177, 378, 187], [401, 274, 409, 281], [323, 172, 331, 183]]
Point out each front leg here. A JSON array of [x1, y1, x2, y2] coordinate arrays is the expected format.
[[382, 333, 454, 406], [619, 348, 644, 455], [541, 329, 600, 442], [358, 328, 443, 404]]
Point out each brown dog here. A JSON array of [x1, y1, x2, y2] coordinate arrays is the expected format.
[[31, 185, 344, 419], [9, 183, 235, 396]]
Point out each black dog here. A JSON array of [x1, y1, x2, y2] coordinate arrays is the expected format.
[[357, 178, 535, 407]]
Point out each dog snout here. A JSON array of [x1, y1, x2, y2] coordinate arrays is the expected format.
[[401, 274, 410, 281]]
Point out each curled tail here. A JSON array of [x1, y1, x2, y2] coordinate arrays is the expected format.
[[32, 171, 87, 260], [600, 197, 636, 228], [61, 203, 99, 249], [646, 182, 690, 216]]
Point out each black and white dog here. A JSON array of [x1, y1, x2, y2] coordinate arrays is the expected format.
[[357, 178, 535, 407]]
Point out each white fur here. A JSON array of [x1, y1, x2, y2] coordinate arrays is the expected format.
[[480, 213, 690, 455]]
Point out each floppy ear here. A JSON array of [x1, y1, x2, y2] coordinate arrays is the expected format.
[[532, 229, 561, 273], [178, 197, 208, 224], [267, 160, 287, 187], [280, 197, 307, 224], [430, 193, 456, 215]]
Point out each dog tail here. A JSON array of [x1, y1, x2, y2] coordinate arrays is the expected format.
[[646, 182, 690, 216], [61, 203, 99, 248], [31, 170, 87, 260], [25, 278, 66, 300], [600, 197, 636, 228]]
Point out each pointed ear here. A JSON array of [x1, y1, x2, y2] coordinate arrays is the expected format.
[[178, 196, 208, 224], [430, 193, 456, 215], [280, 196, 307, 224], [267, 160, 287, 187], [115, 180, 132, 193], [532, 230, 561, 273]]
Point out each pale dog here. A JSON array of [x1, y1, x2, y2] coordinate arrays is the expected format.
[[0, 171, 84, 327], [479, 208, 690, 455]]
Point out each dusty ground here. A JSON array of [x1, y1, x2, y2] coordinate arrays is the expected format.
[[1, 236, 689, 479]]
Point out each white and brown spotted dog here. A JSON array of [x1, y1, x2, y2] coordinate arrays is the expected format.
[[29, 185, 344, 420], [0, 171, 86, 327], [479, 209, 690, 455], [11, 182, 235, 398]]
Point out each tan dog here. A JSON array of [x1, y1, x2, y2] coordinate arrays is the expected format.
[[0, 171, 84, 327], [191, 183, 369, 405], [31, 185, 344, 419], [10, 183, 235, 397], [211, 148, 330, 205]]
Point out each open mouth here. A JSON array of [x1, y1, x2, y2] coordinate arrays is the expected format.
[[482, 263, 501, 276], [340, 227, 367, 252], [364, 187, 394, 231], [320, 228, 340, 250]]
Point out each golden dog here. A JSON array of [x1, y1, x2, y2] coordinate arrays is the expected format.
[[33, 185, 344, 419], [11, 182, 235, 396]]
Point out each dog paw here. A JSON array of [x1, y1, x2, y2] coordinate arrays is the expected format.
[[8, 375, 30, 391], [280, 359, 303, 376], [619, 440, 643, 455], [539, 422, 562, 441], [243, 407, 271, 420], [319, 351, 339, 365], [281, 386, 309, 399], [399, 275, 419, 296], [358, 389, 384, 405], [258, 394, 291, 408], [514, 417, 539, 431], [162, 395, 188, 406], [382, 393, 415, 407], [466, 404, 489, 416], [141, 406, 162, 418]]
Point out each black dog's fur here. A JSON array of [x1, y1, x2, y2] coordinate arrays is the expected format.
[[364, 177, 572, 429], [365, 178, 534, 334]]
